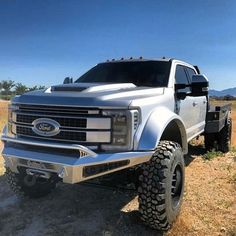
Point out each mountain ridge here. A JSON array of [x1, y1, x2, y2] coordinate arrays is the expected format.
[[209, 87, 236, 97]]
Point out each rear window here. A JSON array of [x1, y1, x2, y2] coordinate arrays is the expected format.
[[75, 61, 171, 87]]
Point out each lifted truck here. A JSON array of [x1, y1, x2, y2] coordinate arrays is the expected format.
[[1, 58, 232, 230]]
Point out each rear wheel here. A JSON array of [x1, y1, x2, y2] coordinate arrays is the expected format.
[[205, 133, 216, 151], [6, 167, 58, 198], [138, 141, 185, 230], [205, 117, 232, 153], [218, 118, 232, 153]]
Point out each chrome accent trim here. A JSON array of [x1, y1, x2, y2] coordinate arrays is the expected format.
[[17, 104, 100, 114], [13, 102, 128, 109], [79, 150, 88, 158], [12, 123, 111, 143], [12, 124, 16, 134], [87, 117, 111, 129], [1, 135, 97, 157], [13, 112, 111, 129], [12, 112, 17, 123], [88, 110, 100, 114], [86, 131, 111, 143]]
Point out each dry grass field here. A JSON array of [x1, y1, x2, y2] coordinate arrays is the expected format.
[[0, 100, 235, 236], [0, 100, 8, 135]]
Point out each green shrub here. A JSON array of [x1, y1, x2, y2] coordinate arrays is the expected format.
[[202, 151, 223, 160], [0, 95, 14, 100]]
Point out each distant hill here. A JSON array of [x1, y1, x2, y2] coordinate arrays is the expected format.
[[209, 87, 236, 97]]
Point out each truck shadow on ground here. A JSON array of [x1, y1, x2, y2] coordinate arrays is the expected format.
[[185, 143, 206, 166], [0, 143, 206, 236], [0, 174, 163, 236]]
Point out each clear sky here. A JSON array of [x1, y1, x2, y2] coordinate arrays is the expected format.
[[0, 0, 235, 90]]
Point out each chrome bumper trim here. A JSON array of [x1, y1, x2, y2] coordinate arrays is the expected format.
[[1, 135, 97, 157]]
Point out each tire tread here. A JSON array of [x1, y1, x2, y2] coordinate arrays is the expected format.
[[138, 141, 183, 230]]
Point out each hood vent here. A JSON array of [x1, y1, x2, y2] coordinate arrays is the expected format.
[[51, 86, 87, 92], [50, 83, 136, 93]]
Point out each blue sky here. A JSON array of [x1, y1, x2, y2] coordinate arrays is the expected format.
[[0, 0, 235, 90]]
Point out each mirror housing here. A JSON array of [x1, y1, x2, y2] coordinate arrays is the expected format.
[[63, 77, 73, 84], [175, 83, 188, 90], [175, 84, 190, 100], [176, 92, 187, 100], [191, 75, 209, 96], [175, 74, 209, 100]]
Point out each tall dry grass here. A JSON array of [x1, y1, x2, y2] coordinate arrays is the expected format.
[[0, 100, 8, 133]]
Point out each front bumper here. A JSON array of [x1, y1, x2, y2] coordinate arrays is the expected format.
[[1, 134, 153, 184]]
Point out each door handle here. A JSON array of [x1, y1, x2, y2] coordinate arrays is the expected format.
[[193, 102, 198, 106]]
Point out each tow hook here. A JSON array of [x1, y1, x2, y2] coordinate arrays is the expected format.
[[26, 168, 51, 179]]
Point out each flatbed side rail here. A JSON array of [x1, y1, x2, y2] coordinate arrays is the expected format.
[[205, 103, 231, 134]]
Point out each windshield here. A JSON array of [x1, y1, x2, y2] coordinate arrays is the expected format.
[[75, 61, 171, 87]]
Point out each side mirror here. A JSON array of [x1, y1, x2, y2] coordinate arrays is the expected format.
[[191, 75, 209, 96], [63, 77, 73, 84]]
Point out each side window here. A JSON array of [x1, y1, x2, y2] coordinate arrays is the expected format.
[[186, 67, 196, 83], [175, 65, 190, 92]]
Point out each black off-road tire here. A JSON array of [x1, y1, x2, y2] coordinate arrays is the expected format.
[[6, 167, 57, 198], [218, 118, 232, 153], [138, 141, 185, 231], [204, 133, 216, 151]]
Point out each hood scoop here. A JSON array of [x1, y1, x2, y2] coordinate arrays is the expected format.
[[49, 83, 136, 93], [51, 84, 89, 92]]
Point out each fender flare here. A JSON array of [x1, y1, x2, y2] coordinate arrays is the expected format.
[[137, 107, 188, 154]]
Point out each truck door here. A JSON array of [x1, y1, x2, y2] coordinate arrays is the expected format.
[[175, 65, 205, 140]]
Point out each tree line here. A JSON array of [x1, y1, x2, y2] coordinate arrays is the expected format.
[[1, 79, 235, 101], [0, 80, 46, 99]]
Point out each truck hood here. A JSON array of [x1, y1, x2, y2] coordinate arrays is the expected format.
[[12, 83, 165, 108]]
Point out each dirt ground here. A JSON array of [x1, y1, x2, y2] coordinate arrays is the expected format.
[[0, 101, 235, 236]]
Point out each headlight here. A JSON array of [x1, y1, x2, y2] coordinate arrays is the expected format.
[[101, 109, 140, 151]]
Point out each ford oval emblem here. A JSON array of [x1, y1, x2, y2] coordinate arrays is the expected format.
[[32, 118, 60, 137]]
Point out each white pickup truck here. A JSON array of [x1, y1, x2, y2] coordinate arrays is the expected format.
[[1, 58, 232, 230]]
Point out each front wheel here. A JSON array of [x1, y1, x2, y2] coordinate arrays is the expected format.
[[138, 141, 185, 231], [6, 167, 58, 198]]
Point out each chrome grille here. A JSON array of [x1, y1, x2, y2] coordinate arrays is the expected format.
[[16, 114, 87, 128], [16, 126, 86, 142], [12, 104, 112, 144]]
